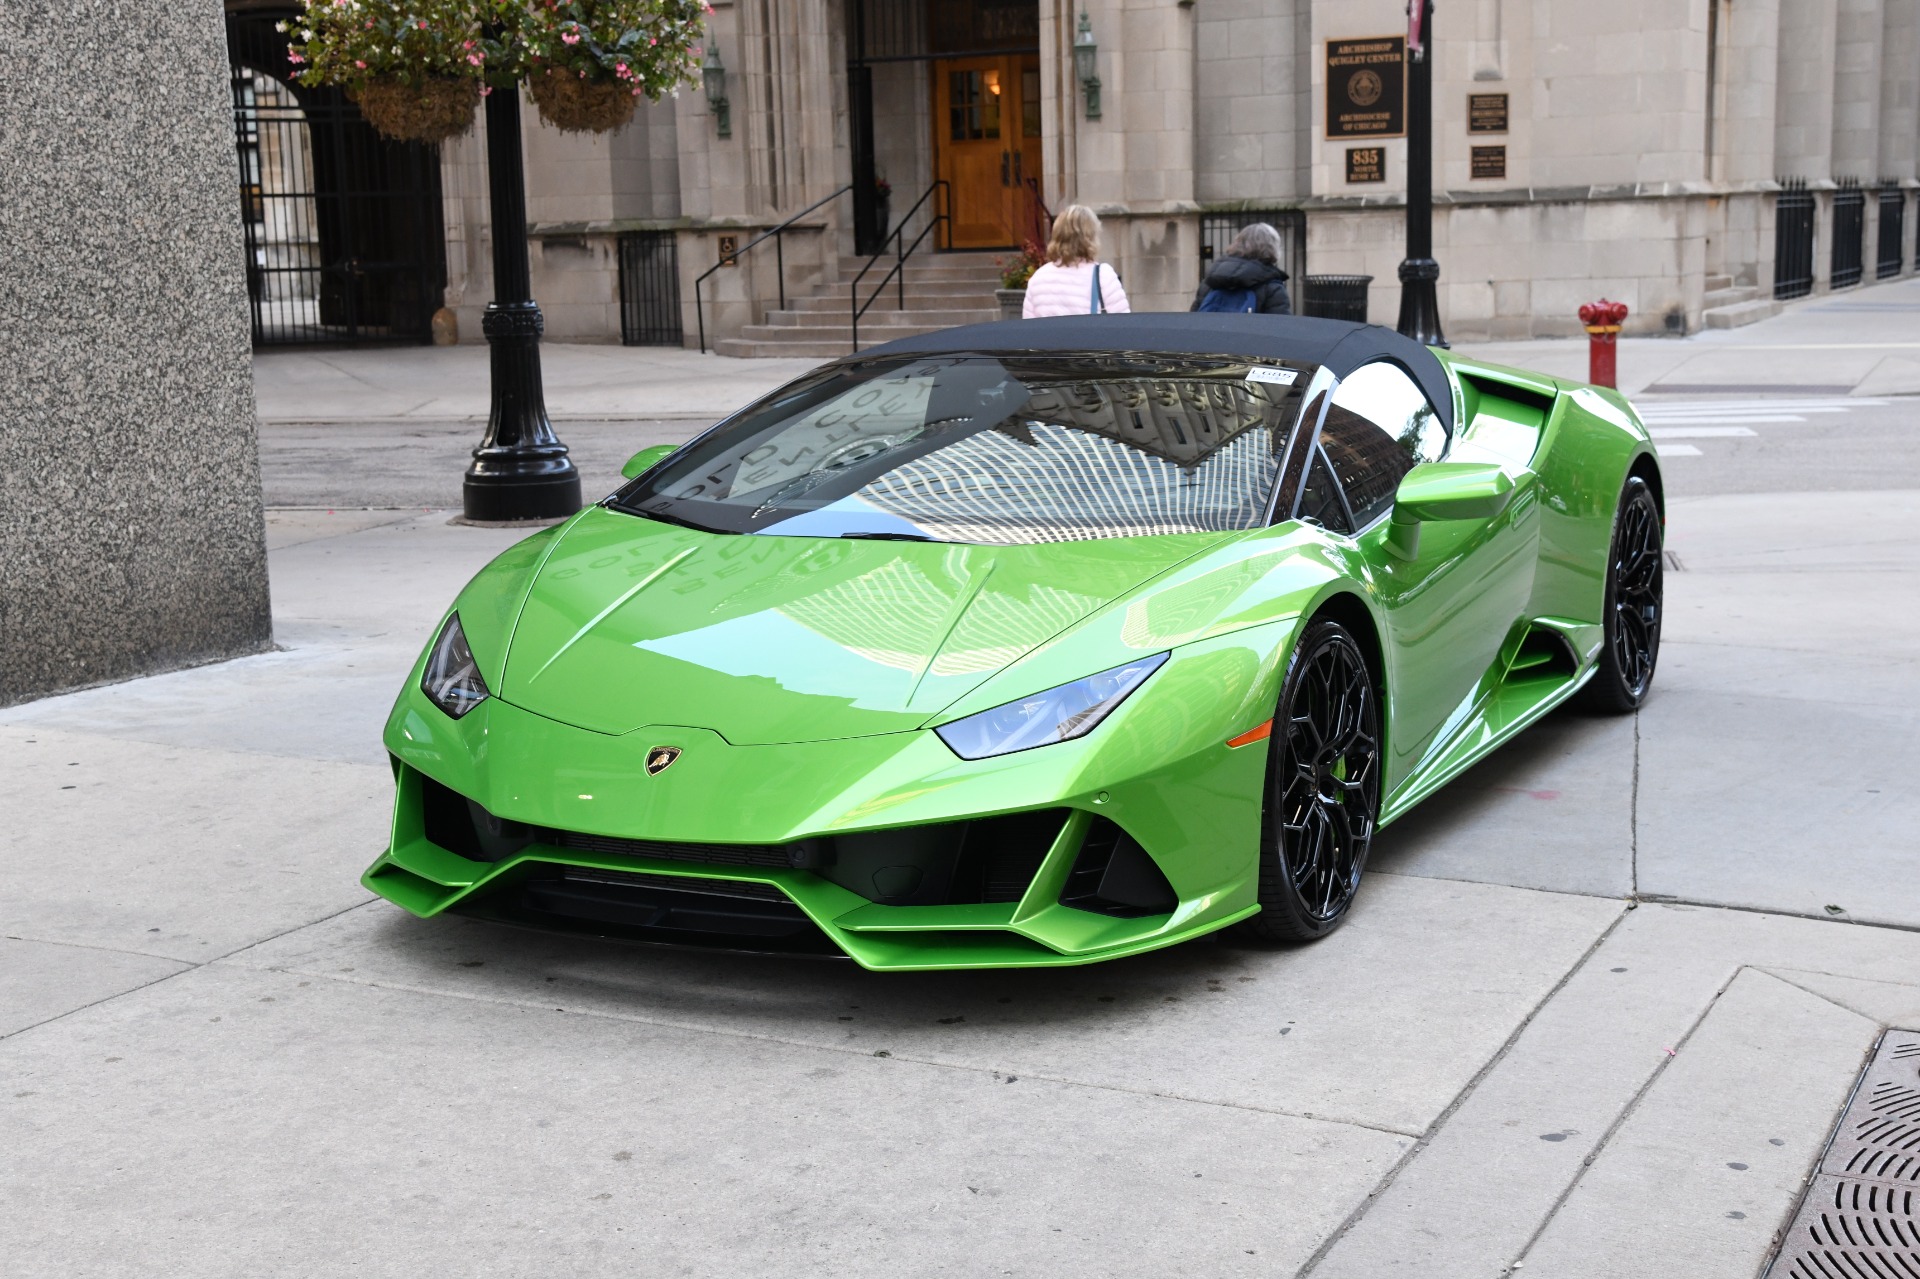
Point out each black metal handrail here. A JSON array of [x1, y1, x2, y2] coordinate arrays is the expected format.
[[848, 179, 950, 354], [694, 182, 852, 353], [1022, 174, 1052, 250]]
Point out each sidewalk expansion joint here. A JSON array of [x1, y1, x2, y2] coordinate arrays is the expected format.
[[1295, 903, 1633, 1277], [1501, 962, 1746, 1272], [1634, 895, 1920, 935], [0, 897, 377, 1045]]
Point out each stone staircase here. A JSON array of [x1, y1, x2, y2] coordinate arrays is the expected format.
[[713, 251, 1005, 358], [1701, 274, 1782, 329]]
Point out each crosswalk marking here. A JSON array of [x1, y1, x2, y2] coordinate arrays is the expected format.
[[1633, 396, 1894, 456], [1636, 397, 1886, 427]]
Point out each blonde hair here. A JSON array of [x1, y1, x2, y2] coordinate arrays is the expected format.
[[1046, 205, 1101, 266]]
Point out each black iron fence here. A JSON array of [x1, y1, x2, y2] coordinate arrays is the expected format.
[[1831, 178, 1866, 290], [617, 231, 683, 346], [228, 64, 444, 346], [1199, 210, 1307, 299], [1774, 178, 1816, 300], [1878, 186, 1907, 280]]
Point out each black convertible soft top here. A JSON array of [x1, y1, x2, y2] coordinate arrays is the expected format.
[[864, 313, 1456, 434]]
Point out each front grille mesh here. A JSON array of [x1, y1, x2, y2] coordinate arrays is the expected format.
[[559, 866, 787, 903], [550, 830, 792, 869]]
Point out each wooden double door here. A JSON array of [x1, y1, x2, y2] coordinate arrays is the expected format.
[[933, 54, 1043, 249]]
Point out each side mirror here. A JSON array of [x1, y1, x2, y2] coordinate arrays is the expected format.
[[620, 444, 677, 479], [1387, 462, 1515, 559]]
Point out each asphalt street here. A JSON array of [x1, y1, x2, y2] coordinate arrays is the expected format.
[[5, 277, 1920, 1277]]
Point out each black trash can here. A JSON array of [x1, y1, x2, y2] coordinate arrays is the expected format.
[[1302, 275, 1373, 323]]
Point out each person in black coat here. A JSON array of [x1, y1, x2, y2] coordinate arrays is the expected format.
[[1191, 222, 1293, 315]]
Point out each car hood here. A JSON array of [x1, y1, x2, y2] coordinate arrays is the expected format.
[[498, 507, 1221, 744]]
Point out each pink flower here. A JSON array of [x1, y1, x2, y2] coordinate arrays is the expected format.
[[615, 62, 628, 74], [287, 51, 305, 63], [354, 59, 366, 68], [561, 31, 580, 44], [632, 86, 642, 96], [480, 85, 492, 96], [466, 52, 482, 65], [417, 20, 427, 29]]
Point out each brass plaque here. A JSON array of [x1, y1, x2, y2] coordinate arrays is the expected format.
[[1345, 146, 1386, 184], [717, 234, 739, 267], [1470, 145, 1507, 180], [1468, 92, 1509, 134], [1325, 37, 1406, 139]]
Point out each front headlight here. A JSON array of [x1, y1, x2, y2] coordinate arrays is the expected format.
[[422, 613, 489, 719], [935, 653, 1168, 760]]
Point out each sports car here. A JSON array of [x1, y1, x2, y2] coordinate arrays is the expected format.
[[364, 314, 1663, 969]]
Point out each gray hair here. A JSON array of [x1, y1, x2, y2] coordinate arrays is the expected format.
[[1225, 222, 1283, 265]]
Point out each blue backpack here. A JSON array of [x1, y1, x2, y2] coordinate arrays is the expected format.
[[1198, 287, 1258, 313]]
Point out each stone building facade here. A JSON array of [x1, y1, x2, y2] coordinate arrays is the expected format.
[[253, 0, 1920, 350]]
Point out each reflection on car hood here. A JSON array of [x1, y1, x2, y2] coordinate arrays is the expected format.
[[499, 507, 1219, 743]]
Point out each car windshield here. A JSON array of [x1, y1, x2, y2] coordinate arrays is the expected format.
[[609, 352, 1319, 545]]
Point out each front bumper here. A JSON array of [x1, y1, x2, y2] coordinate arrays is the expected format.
[[364, 627, 1289, 970]]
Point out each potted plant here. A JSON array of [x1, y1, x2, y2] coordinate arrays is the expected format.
[[284, 0, 494, 143], [520, 0, 708, 134], [994, 240, 1043, 321], [288, 0, 706, 141], [874, 175, 892, 244]]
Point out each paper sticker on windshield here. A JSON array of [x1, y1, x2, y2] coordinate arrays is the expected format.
[[1245, 366, 1299, 386]]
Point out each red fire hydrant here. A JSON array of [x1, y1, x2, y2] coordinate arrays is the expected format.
[[1579, 299, 1630, 388]]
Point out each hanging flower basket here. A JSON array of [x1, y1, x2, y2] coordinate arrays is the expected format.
[[349, 77, 481, 144], [526, 68, 638, 134]]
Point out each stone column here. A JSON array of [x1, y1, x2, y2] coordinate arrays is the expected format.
[[1194, 0, 1312, 204], [1878, 0, 1920, 181], [1063, 0, 1200, 313], [0, 0, 271, 705], [1776, 0, 1838, 181], [1832, 0, 1886, 179]]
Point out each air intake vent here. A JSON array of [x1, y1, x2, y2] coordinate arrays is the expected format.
[[1060, 818, 1177, 918], [1506, 626, 1579, 682]]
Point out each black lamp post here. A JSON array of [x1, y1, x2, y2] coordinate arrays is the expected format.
[[463, 84, 581, 523], [1395, 0, 1447, 347]]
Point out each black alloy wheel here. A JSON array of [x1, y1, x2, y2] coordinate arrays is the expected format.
[[1581, 474, 1664, 713], [1236, 618, 1382, 944]]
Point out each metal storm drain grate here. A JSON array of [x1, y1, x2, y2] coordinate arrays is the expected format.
[[1767, 1032, 1920, 1278]]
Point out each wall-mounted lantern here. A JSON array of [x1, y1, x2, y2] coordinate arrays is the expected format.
[[702, 46, 731, 138], [1074, 10, 1101, 120]]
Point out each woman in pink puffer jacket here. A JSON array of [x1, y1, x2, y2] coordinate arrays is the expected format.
[[1022, 205, 1131, 318]]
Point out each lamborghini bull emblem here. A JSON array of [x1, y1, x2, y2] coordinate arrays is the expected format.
[[644, 746, 682, 776]]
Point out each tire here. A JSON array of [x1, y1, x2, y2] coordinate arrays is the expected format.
[[1233, 618, 1382, 944], [1580, 474, 1664, 714]]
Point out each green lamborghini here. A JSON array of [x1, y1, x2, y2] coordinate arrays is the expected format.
[[364, 314, 1663, 969]]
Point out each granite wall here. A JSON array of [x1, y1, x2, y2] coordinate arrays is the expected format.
[[0, 0, 272, 705]]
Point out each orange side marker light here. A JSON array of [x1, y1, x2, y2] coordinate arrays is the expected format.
[[1226, 719, 1273, 749]]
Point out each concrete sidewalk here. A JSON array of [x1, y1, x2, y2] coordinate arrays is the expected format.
[[254, 342, 821, 423], [251, 274, 1920, 426], [252, 275, 1920, 509], [7, 276, 1920, 1277]]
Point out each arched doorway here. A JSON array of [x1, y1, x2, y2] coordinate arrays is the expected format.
[[225, 7, 446, 345]]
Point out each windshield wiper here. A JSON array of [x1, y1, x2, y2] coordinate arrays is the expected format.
[[617, 502, 729, 535], [837, 531, 937, 541]]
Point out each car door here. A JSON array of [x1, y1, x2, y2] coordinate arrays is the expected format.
[[1306, 362, 1540, 790]]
